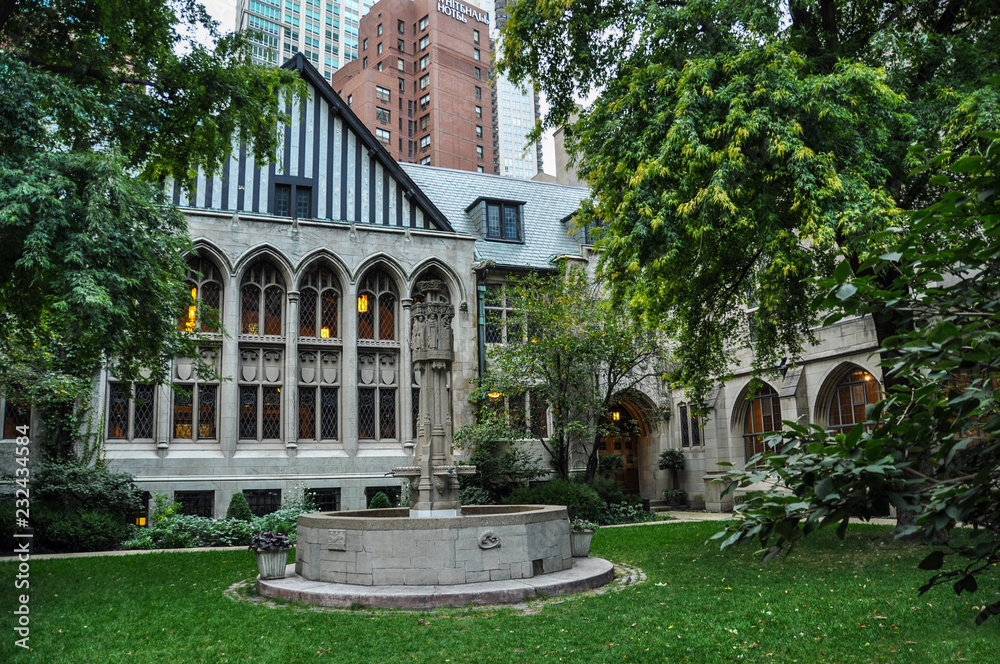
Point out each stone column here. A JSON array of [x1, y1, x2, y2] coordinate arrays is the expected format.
[[220, 273, 240, 459], [342, 281, 358, 458], [400, 297, 413, 450], [285, 291, 299, 453]]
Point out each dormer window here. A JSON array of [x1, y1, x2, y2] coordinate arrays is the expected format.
[[466, 198, 525, 243], [485, 201, 522, 242]]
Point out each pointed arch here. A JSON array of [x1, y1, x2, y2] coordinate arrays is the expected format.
[[351, 253, 407, 289], [814, 362, 882, 432], [409, 258, 466, 305]]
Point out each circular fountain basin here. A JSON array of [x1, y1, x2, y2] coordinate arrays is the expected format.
[[256, 504, 615, 609], [294, 505, 574, 587]]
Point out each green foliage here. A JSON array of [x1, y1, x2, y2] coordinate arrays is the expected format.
[[0, 1, 303, 455], [587, 476, 625, 506], [717, 135, 1000, 625], [598, 501, 658, 525], [498, 0, 1000, 403], [458, 484, 494, 506], [475, 265, 671, 481], [10, 525, 1000, 663], [658, 448, 686, 471], [151, 493, 182, 523], [120, 505, 310, 550], [225, 492, 254, 522], [506, 478, 604, 522], [23, 459, 141, 551], [368, 492, 392, 509], [42, 508, 131, 553], [597, 453, 624, 478], [454, 406, 546, 503]]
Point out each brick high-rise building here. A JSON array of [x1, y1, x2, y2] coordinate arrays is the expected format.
[[329, 0, 495, 173]]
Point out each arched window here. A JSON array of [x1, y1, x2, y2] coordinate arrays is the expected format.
[[357, 269, 398, 441], [299, 265, 340, 339], [241, 262, 285, 337], [178, 255, 223, 333], [357, 270, 396, 341], [743, 384, 782, 466], [828, 369, 880, 434]]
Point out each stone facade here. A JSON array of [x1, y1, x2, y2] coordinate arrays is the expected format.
[[0, 54, 888, 516]]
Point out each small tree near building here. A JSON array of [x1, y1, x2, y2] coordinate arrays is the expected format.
[[475, 264, 673, 483]]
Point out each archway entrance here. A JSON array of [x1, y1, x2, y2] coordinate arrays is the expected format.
[[596, 403, 647, 495]]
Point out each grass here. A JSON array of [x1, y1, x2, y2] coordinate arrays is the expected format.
[[2, 522, 998, 663]]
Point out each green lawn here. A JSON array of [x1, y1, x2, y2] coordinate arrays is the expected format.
[[2, 522, 997, 663]]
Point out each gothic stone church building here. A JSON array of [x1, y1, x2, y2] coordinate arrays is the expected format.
[[2, 55, 886, 515]]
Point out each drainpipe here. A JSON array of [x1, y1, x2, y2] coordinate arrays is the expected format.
[[476, 282, 487, 381]]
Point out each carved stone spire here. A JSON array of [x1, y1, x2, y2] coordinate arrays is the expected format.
[[393, 280, 474, 516]]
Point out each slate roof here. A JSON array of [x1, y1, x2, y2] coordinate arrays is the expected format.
[[400, 164, 590, 270]]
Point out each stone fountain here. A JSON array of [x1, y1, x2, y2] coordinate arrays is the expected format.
[[257, 280, 614, 608]]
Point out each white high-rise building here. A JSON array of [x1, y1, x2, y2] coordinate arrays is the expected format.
[[237, 0, 377, 81], [490, 0, 543, 178]]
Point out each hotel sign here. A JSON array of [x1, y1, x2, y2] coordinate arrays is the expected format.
[[437, 0, 489, 25]]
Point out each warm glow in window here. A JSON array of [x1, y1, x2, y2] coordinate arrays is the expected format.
[[358, 293, 369, 313]]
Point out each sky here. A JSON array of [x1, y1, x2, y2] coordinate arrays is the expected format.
[[194, 0, 557, 175]]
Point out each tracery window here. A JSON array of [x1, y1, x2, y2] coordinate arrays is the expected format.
[[172, 348, 221, 441], [677, 403, 701, 448], [299, 265, 340, 339], [828, 369, 880, 434], [357, 270, 398, 441], [238, 348, 284, 441], [743, 384, 781, 466], [241, 262, 285, 337], [107, 383, 155, 440], [178, 255, 223, 333]]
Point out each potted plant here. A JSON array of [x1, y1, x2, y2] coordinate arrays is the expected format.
[[569, 517, 598, 557], [658, 448, 686, 492], [249, 530, 291, 580], [662, 488, 687, 507]]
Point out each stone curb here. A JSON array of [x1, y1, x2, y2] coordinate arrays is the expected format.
[[257, 556, 616, 609]]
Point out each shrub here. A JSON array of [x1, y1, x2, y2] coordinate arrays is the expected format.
[[589, 476, 626, 506], [29, 460, 142, 552], [506, 478, 604, 522], [226, 492, 254, 521], [43, 508, 131, 552], [599, 501, 658, 525], [369, 492, 391, 509], [658, 448, 686, 471]]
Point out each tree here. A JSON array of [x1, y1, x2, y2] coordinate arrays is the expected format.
[[498, 0, 1000, 402], [716, 135, 1000, 625], [0, 1, 302, 456], [453, 407, 547, 504], [472, 265, 672, 482]]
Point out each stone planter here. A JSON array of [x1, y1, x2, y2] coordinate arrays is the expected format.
[[570, 530, 595, 557], [254, 549, 290, 580]]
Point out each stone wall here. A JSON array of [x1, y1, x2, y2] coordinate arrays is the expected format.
[[295, 505, 572, 585]]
